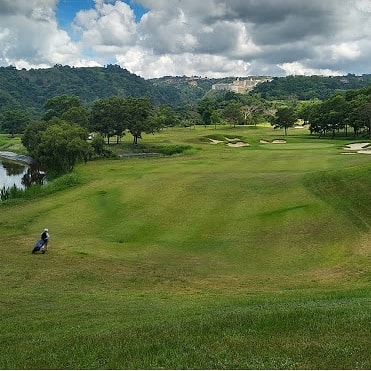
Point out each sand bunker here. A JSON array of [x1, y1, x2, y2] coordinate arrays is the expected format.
[[207, 137, 249, 147], [207, 138, 224, 144], [272, 139, 287, 144], [225, 137, 241, 142], [342, 142, 371, 155], [225, 137, 249, 147], [226, 142, 250, 147], [343, 142, 371, 150], [259, 139, 287, 144]]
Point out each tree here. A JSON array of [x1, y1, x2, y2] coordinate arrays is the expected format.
[[295, 87, 371, 138], [272, 106, 297, 135], [177, 106, 202, 128], [125, 97, 153, 144], [321, 94, 347, 138], [222, 102, 244, 127], [150, 104, 180, 130], [90, 97, 128, 144], [34, 120, 92, 176], [197, 97, 216, 126], [22, 119, 49, 157], [211, 110, 221, 129], [346, 108, 364, 137], [61, 106, 90, 128], [359, 102, 371, 138], [43, 95, 84, 120], [307, 102, 325, 136], [90, 134, 106, 156], [296, 100, 321, 126], [346, 92, 371, 138], [241, 104, 261, 125], [1, 109, 30, 137]]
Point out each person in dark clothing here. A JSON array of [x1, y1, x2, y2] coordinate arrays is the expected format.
[[40, 228, 50, 254]]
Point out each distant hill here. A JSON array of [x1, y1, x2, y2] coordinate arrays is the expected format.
[[1, 65, 370, 119], [0, 64, 167, 117], [149, 76, 216, 107], [0, 66, 264, 116], [149, 75, 270, 104], [252, 74, 371, 100]]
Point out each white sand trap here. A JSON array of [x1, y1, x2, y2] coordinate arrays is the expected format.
[[225, 137, 241, 142], [260, 140, 270, 143], [226, 142, 249, 147], [358, 149, 371, 154], [272, 139, 287, 144], [294, 126, 305, 129], [343, 142, 371, 150], [207, 138, 224, 144]]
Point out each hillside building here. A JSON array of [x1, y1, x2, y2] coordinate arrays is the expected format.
[[212, 77, 268, 93]]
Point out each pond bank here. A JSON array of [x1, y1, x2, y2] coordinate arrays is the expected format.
[[0, 151, 34, 164], [118, 152, 160, 158], [0, 152, 45, 194]]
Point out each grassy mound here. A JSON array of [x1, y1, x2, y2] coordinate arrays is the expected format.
[[304, 163, 371, 231]]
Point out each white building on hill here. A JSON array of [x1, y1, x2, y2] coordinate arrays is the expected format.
[[212, 78, 268, 93]]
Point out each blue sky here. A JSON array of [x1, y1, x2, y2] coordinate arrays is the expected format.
[[56, 0, 147, 30], [56, 0, 93, 29]]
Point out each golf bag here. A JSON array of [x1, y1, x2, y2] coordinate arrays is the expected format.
[[32, 239, 45, 253]]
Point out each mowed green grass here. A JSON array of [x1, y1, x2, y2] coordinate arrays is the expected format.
[[1, 126, 370, 369]]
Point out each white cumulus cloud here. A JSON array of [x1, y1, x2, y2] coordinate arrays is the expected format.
[[0, 0, 370, 78]]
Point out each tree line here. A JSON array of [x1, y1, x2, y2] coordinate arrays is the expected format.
[[296, 86, 371, 138], [2, 94, 180, 177], [1, 84, 370, 178], [253, 74, 371, 100], [196, 87, 371, 137]]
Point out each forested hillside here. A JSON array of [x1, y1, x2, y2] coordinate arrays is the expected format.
[[0, 66, 262, 117], [0, 64, 168, 117], [1, 64, 371, 118], [149, 76, 240, 104], [253, 74, 371, 100]]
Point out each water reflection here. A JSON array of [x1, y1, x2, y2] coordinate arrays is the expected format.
[[2, 159, 25, 176], [22, 163, 46, 188], [0, 158, 45, 189]]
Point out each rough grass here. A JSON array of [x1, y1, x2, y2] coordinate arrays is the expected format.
[[0, 133, 27, 153], [0, 125, 370, 369]]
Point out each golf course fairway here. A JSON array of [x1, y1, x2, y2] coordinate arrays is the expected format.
[[1, 125, 370, 369]]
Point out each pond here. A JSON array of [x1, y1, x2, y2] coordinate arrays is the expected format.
[[0, 152, 45, 190]]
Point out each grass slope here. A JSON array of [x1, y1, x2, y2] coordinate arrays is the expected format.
[[1, 126, 370, 369]]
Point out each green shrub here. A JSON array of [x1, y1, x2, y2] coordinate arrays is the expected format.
[[0, 173, 83, 203], [155, 144, 194, 155]]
